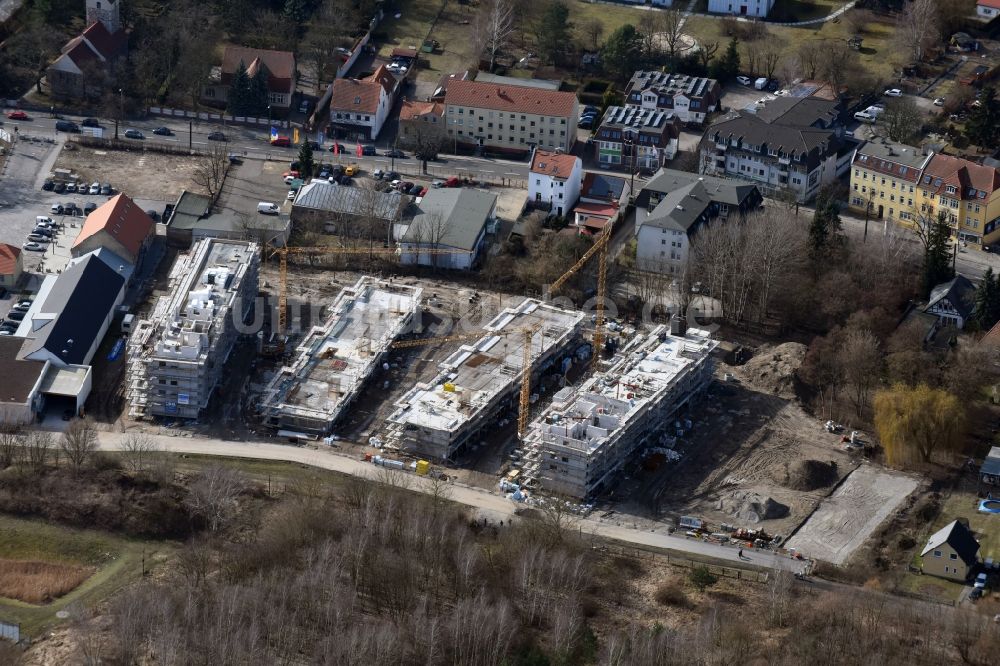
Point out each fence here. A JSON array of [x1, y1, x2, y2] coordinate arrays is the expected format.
[[148, 107, 291, 129], [597, 542, 771, 583], [0, 620, 19, 642]]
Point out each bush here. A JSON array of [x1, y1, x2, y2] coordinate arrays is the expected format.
[[897, 535, 917, 550], [654, 581, 690, 607], [688, 565, 718, 592]]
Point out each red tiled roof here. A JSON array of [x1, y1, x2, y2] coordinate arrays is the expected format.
[[399, 100, 444, 121], [81, 20, 126, 60], [330, 66, 397, 114], [223, 46, 294, 79], [0, 243, 20, 276], [530, 149, 579, 178], [980, 0, 1000, 9], [573, 202, 618, 218], [921, 154, 1000, 198], [62, 37, 99, 66], [73, 194, 154, 259], [445, 79, 578, 117]]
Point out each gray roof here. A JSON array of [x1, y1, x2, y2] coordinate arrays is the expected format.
[[169, 190, 212, 230], [638, 169, 760, 234], [925, 275, 976, 321], [402, 188, 497, 250], [750, 96, 839, 128], [982, 446, 1000, 477], [643, 169, 759, 207], [294, 180, 405, 222], [0, 336, 46, 404], [475, 72, 561, 91], [855, 139, 929, 170], [582, 173, 626, 201], [21, 253, 125, 365], [921, 520, 980, 565]]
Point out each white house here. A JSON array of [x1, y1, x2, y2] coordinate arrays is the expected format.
[[399, 189, 497, 270], [529, 149, 582, 217], [978, 0, 1000, 20], [328, 65, 398, 140], [708, 0, 775, 18]]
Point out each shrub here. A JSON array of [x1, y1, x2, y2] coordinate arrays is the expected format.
[[654, 581, 690, 607], [688, 565, 718, 592]]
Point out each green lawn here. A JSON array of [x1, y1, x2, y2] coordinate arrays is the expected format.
[[160, 452, 350, 491], [896, 569, 965, 603], [0, 516, 173, 639], [929, 489, 1000, 562], [770, 0, 848, 22]]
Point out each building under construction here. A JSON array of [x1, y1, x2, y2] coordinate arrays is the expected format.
[[522, 319, 718, 499], [259, 277, 422, 434], [385, 299, 585, 461], [126, 239, 260, 419]]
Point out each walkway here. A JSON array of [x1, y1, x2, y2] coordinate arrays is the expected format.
[[90, 429, 809, 573], [768, 1, 858, 27]]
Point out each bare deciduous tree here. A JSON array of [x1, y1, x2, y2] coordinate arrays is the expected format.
[[24, 429, 53, 470], [841, 327, 882, 417], [184, 465, 246, 532], [119, 431, 159, 474], [896, 0, 941, 64], [475, 0, 515, 72], [657, 9, 690, 62], [0, 419, 25, 468], [191, 144, 230, 201], [579, 18, 604, 52], [61, 419, 98, 473], [876, 96, 922, 143]]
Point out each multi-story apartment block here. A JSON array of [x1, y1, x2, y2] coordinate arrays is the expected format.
[[700, 96, 851, 203], [624, 71, 721, 125], [595, 106, 682, 170], [444, 79, 579, 156], [126, 239, 259, 419], [847, 139, 932, 225], [529, 149, 582, 217]]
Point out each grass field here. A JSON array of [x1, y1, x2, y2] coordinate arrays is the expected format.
[[0, 516, 172, 638], [162, 452, 350, 491], [931, 489, 1000, 562], [770, 0, 847, 22]]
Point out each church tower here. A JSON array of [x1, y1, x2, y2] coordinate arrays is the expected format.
[[86, 0, 121, 34]]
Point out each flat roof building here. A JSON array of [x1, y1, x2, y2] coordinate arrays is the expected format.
[[259, 277, 422, 434], [126, 239, 260, 419], [524, 321, 718, 499], [385, 299, 585, 461]]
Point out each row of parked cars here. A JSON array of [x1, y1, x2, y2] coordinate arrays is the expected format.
[[42, 179, 114, 195], [22, 216, 60, 252], [0, 299, 33, 336], [578, 105, 601, 130]]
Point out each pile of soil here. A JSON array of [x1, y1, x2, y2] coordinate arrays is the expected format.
[[781, 459, 839, 491], [716, 491, 790, 523], [733, 342, 806, 399]]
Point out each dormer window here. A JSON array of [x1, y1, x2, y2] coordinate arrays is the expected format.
[[946, 185, 957, 194]]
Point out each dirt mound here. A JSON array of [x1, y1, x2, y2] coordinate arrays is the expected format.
[[782, 459, 839, 491], [716, 491, 790, 524], [733, 342, 806, 398]]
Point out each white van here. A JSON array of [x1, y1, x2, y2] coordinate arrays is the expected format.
[[36, 216, 54, 226], [854, 111, 876, 124], [257, 202, 280, 215], [754, 77, 768, 90]]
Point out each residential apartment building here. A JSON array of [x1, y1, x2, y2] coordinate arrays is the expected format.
[[524, 319, 718, 499], [397, 100, 446, 150], [529, 149, 582, 216], [916, 153, 1000, 246], [708, 0, 775, 17], [625, 71, 721, 125], [126, 239, 259, 419], [847, 139, 932, 225], [634, 169, 761, 274], [202, 46, 296, 109], [596, 106, 682, 170], [443, 79, 579, 156], [700, 96, 851, 203], [328, 65, 399, 140]]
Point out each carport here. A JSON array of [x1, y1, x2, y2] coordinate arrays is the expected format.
[[36, 364, 92, 419]]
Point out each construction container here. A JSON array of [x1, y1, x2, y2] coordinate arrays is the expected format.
[[415, 460, 430, 475]]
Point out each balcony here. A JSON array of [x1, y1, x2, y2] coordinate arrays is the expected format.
[[714, 153, 725, 162], [778, 156, 790, 165], [715, 142, 726, 152]]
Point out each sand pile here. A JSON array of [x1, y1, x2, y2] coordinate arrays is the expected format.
[[716, 491, 790, 524], [733, 342, 806, 398], [782, 459, 839, 491]]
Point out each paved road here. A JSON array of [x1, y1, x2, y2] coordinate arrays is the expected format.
[[91, 429, 808, 573]]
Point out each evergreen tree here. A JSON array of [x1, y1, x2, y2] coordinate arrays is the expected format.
[[972, 267, 1000, 330], [965, 87, 1000, 150], [601, 24, 643, 83], [227, 61, 250, 115], [921, 212, 955, 298], [297, 141, 315, 178], [536, 1, 572, 65], [809, 191, 841, 257], [248, 65, 270, 117], [710, 38, 740, 83]]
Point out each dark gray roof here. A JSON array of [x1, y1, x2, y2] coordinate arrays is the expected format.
[[402, 188, 496, 250], [639, 170, 760, 233], [168, 190, 212, 230], [751, 96, 839, 128], [925, 275, 976, 321], [706, 114, 838, 168], [22, 253, 125, 365], [982, 446, 1000, 477], [642, 169, 759, 207], [627, 71, 718, 100], [921, 520, 980, 565], [0, 336, 46, 404], [582, 173, 626, 201], [293, 181, 406, 222]]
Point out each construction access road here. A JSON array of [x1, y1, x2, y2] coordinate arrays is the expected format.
[[91, 430, 808, 574]]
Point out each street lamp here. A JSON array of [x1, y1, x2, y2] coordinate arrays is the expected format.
[[115, 88, 123, 140], [623, 128, 638, 205]]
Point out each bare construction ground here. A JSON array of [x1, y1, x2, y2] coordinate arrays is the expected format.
[[54, 146, 205, 202], [785, 465, 920, 565]]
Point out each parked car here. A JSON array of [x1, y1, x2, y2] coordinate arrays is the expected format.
[[6, 110, 28, 120], [35, 216, 54, 227], [89, 182, 100, 194], [81, 117, 101, 128], [362, 145, 377, 156], [390, 179, 402, 190], [343, 165, 357, 176], [271, 136, 291, 147], [5, 310, 25, 321], [55, 120, 79, 132], [329, 142, 346, 154], [124, 129, 145, 139], [207, 131, 226, 141], [287, 189, 297, 201], [101, 183, 112, 195], [975, 573, 988, 589], [305, 141, 322, 151], [146, 209, 160, 222], [63, 203, 80, 216], [83, 202, 97, 214], [283, 175, 297, 185], [400, 181, 414, 191], [12, 303, 31, 314], [153, 126, 173, 136], [257, 202, 280, 215], [65, 182, 77, 193], [386, 171, 400, 182], [32, 227, 53, 237], [406, 183, 423, 195], [373, 168, 385, 180], [282, 170, 301, 179], [578, 117, 594, 129], [22, 242, 45, 252], [432, 180, 444, 188], [337, 174, 352, 185], [444, 176, 460, 187], [884, 88, 903, 97], [50, 204, 64, 215], [583, 105, 599, 115], [385, 149, 406, 158], [736, 76, 752, 86], [933, 97, 945, 106], [53, 182, 66, 193], [42, 179, 55, 191]]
